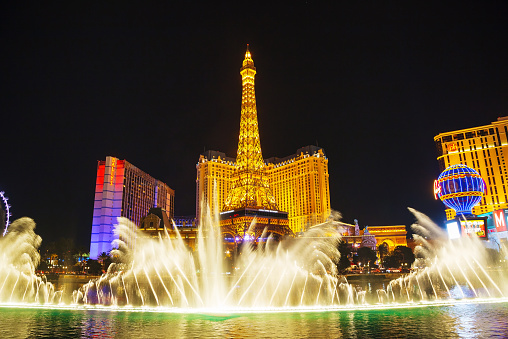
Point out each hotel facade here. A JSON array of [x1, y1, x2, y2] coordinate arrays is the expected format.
[[90, 156, 174, 259], [434, 117, 508, 220], [265, 146, 331, 233], [196, 146, 331, 234]]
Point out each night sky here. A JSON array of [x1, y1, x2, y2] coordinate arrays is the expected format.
[[1, 2, 507, 248]]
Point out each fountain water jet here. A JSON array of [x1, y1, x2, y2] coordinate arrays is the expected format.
[[2, 208, 508, 313], [386, 208, 508, 303], [69, 209, 343, 309], [0, 218, 56, 304]]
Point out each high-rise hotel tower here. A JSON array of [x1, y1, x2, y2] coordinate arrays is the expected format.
[[90, 156, 174, 259], [196, 47, 331, 235], [434, 117, 508, 220]]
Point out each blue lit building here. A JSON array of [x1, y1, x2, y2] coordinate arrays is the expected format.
[[89, 156, 174, 259]]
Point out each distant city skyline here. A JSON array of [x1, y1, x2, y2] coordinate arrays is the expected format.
[[1, 2, 507, 247]]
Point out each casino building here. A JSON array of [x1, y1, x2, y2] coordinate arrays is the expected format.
[[434, 117, 508, 220], [90, 156, 174, 259], [339, 221, 408, 251], [196, 47, 331, 235], [196, 146, 331, 234]]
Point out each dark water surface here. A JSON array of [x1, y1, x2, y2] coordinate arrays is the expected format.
[[1, 302, 507, 338]]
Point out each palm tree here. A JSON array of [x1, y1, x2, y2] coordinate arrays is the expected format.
[[98, 252, 109, 273], [378, 242, 389, 267]]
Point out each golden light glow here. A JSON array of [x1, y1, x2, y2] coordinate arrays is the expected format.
[[195, 48, 331, 234], [223, 46, 278, 211], [265, 149, 331, 233], [434, 117, 508, 220]]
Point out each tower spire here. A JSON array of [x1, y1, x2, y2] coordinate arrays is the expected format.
[[223, 47, 278, 210]]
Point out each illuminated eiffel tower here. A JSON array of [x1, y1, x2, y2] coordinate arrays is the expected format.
[[220, 46, 292, 241], [223, 45, 277, 211]]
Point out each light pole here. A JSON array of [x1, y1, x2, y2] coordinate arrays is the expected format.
[[491, 236, 501, 252]]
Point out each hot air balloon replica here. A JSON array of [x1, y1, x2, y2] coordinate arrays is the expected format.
[[434, 164, 488, 239]]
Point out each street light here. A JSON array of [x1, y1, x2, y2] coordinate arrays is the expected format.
[[491, 237, 501, 252]]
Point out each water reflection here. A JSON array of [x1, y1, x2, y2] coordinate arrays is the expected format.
[[447, 303, 508, 338], [0, 303, 507, 338], [81, 315, 115, 339]]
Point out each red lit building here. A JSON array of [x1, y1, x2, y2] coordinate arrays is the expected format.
[[90, 156, 174, 259]]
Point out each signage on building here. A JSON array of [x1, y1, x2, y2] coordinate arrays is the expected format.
[[459, 218, 488, 239], [433, 180, 441, 200], [110, 158, 117, 186], [493, 209, 507, 232], [446, 221, 460, 239], [447, 143, 458, 152]]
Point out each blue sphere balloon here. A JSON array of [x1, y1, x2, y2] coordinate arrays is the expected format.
[[434, 164, 486, 215]]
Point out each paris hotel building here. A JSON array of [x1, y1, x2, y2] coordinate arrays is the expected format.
[[90, 156, 174, 259], [196, 145, 331, 234], [434, 117, 508, 220]]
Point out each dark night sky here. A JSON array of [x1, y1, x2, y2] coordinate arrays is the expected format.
[[1, 2, 507, 248]]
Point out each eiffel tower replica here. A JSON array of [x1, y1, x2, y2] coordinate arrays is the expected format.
[[220, 46, 293, 241]]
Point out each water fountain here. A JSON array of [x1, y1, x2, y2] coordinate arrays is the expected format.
[[1, 208, 507, 314], [0, 218, 59, 304], [387, 208, 506, 303], [72, 211, 344, 310]]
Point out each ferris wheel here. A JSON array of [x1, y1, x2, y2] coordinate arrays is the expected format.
[[0, 191, 11, 236]]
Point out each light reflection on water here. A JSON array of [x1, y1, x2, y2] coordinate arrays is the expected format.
[[0, 302, 507, 338]]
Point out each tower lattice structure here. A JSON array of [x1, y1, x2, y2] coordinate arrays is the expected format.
[[223, 46, 278, 211]]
